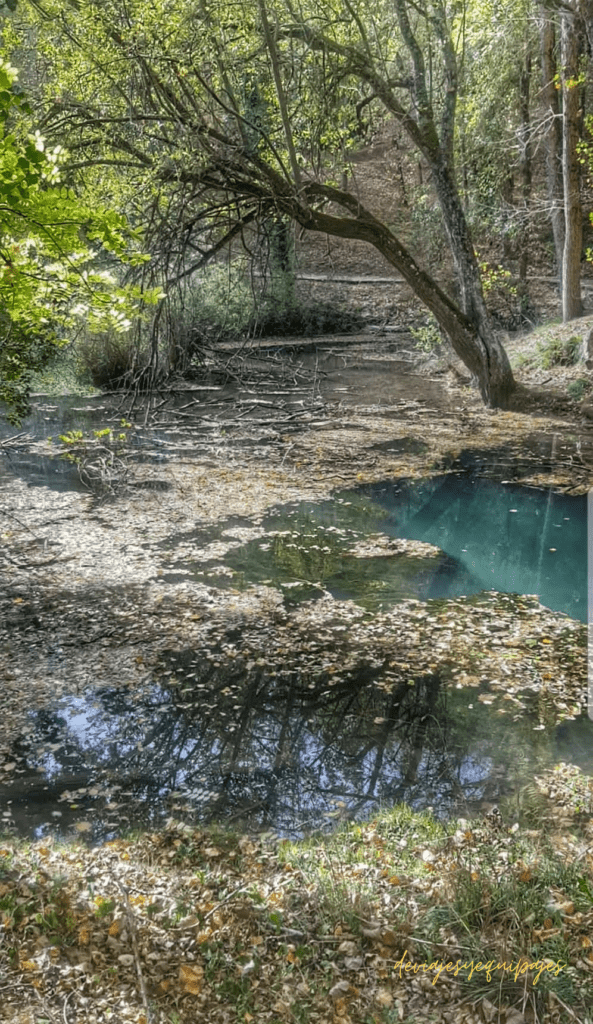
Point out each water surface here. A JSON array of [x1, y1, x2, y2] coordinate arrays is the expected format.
[[1, 373, 590, 842]]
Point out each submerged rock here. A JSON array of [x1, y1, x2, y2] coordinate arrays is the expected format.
[[345, 534, 441, 559]]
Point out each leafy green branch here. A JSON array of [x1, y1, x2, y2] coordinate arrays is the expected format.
[[0, 60, 162, 424]]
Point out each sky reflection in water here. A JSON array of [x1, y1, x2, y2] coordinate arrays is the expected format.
[[2, 462, 590, 841]]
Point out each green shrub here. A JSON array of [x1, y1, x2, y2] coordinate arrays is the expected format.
[[29, 346, 99, 397], [0, 315, 59, 423], [248, 297, 364, 338], [76, 329, 143, 388], [166, 263, 254, 370], [566, 378, 591, 401], [172, 263, 254, 347], [168, 263, 364, 369], [409, 190, 447, 269], [410, 316, 443, 353], [537, 335, 581, 369], [511, 352, 532, 370]]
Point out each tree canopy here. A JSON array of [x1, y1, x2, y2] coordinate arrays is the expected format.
[[1, 0, 592, 411], [0, 56, 161, 421]]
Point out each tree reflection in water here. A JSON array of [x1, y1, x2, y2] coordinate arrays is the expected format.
[[3, 643, 511, 841]]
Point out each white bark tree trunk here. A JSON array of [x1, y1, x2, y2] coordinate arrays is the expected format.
[[540, 6, 565, 295]]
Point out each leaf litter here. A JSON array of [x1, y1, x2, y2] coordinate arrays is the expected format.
[[1, 350, 593, 1021]]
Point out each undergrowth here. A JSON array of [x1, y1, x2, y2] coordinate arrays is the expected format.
[[28, 346, 99, 397], [1, 787, 592, 1023], [537, 334, 581, 369]]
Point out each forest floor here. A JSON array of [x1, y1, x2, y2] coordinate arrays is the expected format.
[[1, 315, 593, 1023]]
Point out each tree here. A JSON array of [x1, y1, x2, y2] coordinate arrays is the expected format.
[[0, 59, 159, 422], [539, 3, 565, 296], [281, 0, 517, 405], [13, 0, 520, 406], [560, 0, 584, 320], [452, 0, 538, 303], [538, 0, 591, 322]]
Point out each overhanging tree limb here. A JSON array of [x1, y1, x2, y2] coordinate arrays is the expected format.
[[17, 0, 519, 407]]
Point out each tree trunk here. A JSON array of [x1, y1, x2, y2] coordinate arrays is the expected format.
[[295, 183, 516, 408], [373, 0, 515, 405], [428, 160, 516, 406], [539, 8, 565, 295], [561, 5, 583, 320]]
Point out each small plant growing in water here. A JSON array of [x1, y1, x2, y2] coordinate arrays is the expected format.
[[56, 422, 133, 493]]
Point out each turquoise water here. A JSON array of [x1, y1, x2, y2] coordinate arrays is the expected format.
[[216, 475, 586, 620], [355, 475, 586, 621]]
